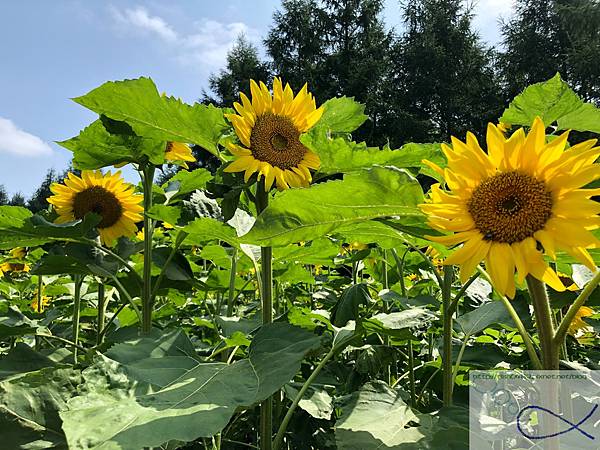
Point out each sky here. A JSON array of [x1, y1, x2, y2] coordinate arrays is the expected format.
[[0, 0, 513, 198]]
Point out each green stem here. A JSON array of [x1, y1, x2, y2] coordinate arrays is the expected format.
[[96, 282, 106, 345], [452, 335, 469, 394], [447, 272, 480, 316], [526, 275, 558, 370], [441, 265, 454, 406], [37, 275, 43, 313], [226, 248, 238, 316], [37, 333, 88, 353], [83, 238, 144, 287], [408, 339, 416, 407], [72, 275, 84, 363], [150, 230, 187, 303], [554, 268, 600, 346], [141, 165, 156, 334], [273, 336, 351, 450], [256, 179, 273, 450], [477, 268, 542, 369]]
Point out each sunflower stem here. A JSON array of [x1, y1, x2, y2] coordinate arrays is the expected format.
[[441, 265, 454, 406], [554, 268, 600, 348], [72, 275, 84, 363], [478, 268, 542, 369], [141, 165, 156, 334], [96, 282, 106, 345], [255, 179, 273, 450], [226, 248, 238, 316], [526, 275, 559, 370]]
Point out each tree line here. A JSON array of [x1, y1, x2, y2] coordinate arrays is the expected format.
[[204, 0, 600, 146], [8, 0, 600, 212]]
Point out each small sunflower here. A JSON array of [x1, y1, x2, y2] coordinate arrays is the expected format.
[[165, 142, 195, 168], [48, 170, 143, 246], [9, 247, 27, 259], [567, 306, 595, 336], [0, 262, 30, 274], [420, 117, 600, 298], [31, 293, 51, 312], [224, 77, 324, 190]]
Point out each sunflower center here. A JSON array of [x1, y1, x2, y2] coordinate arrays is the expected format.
[[467, 171, 553, 243], [72, 186, 123, 229], [250, 113, 306, 169]]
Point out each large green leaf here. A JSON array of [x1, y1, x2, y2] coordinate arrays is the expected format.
[[303, 130, 443, 176], [335, 381, 421, 449], [0, 212, 101, 250], [241, 166, 425, 247], [455, 301, 511, 337], [331, 284, 372, 327], [0, 367, 81, 449], [59, 119, 165, 169], [183, 217, 240, 248], [363, 308, 437, 339], [72, 77, 228, 155], [335, 382, 469, 450], [316, 96, 368, 133], [60, 323, 321, 450], [500, 73, 600, 133]]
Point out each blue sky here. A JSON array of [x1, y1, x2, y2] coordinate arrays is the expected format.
[[0, 0, 510, 198]]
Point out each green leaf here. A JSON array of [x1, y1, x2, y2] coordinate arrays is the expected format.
[[500, 73, 582, 127], [60, 323, 320, 450], [183, 217, 239, 248], [455, 301, 511, 336], [0, 213, 101, 250], [500, 72, 600, 133], [335, 381, 421, 449], [316, 96, 368, 133], [0, 367, 81, 449], [73, 77, 228, 155], [284, 384, 333, 420], [0, 344, 60, 381], [558, 102, 600, 134], [241, 166, 425, 247], [59, 119, 165, 169], [363, 308, 437, 338], [273, 238, 339, 264], [163, 168, 213, 201], [147, 205, 181, 226], [152, 247, 194, 281], [303, 130, 443, 176], [0, 305, 41, 338], [332, 284, 372, 327]]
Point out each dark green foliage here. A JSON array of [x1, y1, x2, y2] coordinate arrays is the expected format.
[[500, 0, 600, 102], [202, 34, 272, 107], [387, 0, 502, 143]]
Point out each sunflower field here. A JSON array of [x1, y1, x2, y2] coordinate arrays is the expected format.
[[1, 72, 600, 450]]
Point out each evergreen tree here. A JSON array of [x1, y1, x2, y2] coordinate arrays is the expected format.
[[391, 0, 502, 142], [0, 185, 8, 206], [9, 193, 26, 207], [500, 0, 600, 102], [202, 34, 271, 107], [28, 168, 60, 213], [265, 0, 394, 145]]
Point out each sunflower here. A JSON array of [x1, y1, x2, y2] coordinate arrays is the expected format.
[[0, 262, 30, 274], [48, 170, 143, 246], [9, 247, 27, 259], [31, 292, 51, 312], [224, 77, 324, 190], [165, 142, 195, 168], [420, 117, 600, 298], [567, 306, 595, 336]]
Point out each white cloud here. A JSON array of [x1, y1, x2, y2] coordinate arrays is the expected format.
[[472, 0, 515, 44], [109, 5, 259, 71], [0, 117, 52, 157], [110, 5, 177, 42]]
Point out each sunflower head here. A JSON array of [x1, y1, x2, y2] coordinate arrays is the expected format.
[[568, 306, 595, 336], [0, 262, 30, 274], [48, 170, 143, 246], [224, 78, 323, 190], [420, 117, 600, 298], [31, 292, 51, 312], [9, 247, 27, 259], [165, 142, 195, 168]]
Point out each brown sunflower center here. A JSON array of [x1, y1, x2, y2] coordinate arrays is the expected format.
[[467, 171, 553, 243], [250, 113, 306, 169], [72, 186, 123, 229]]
